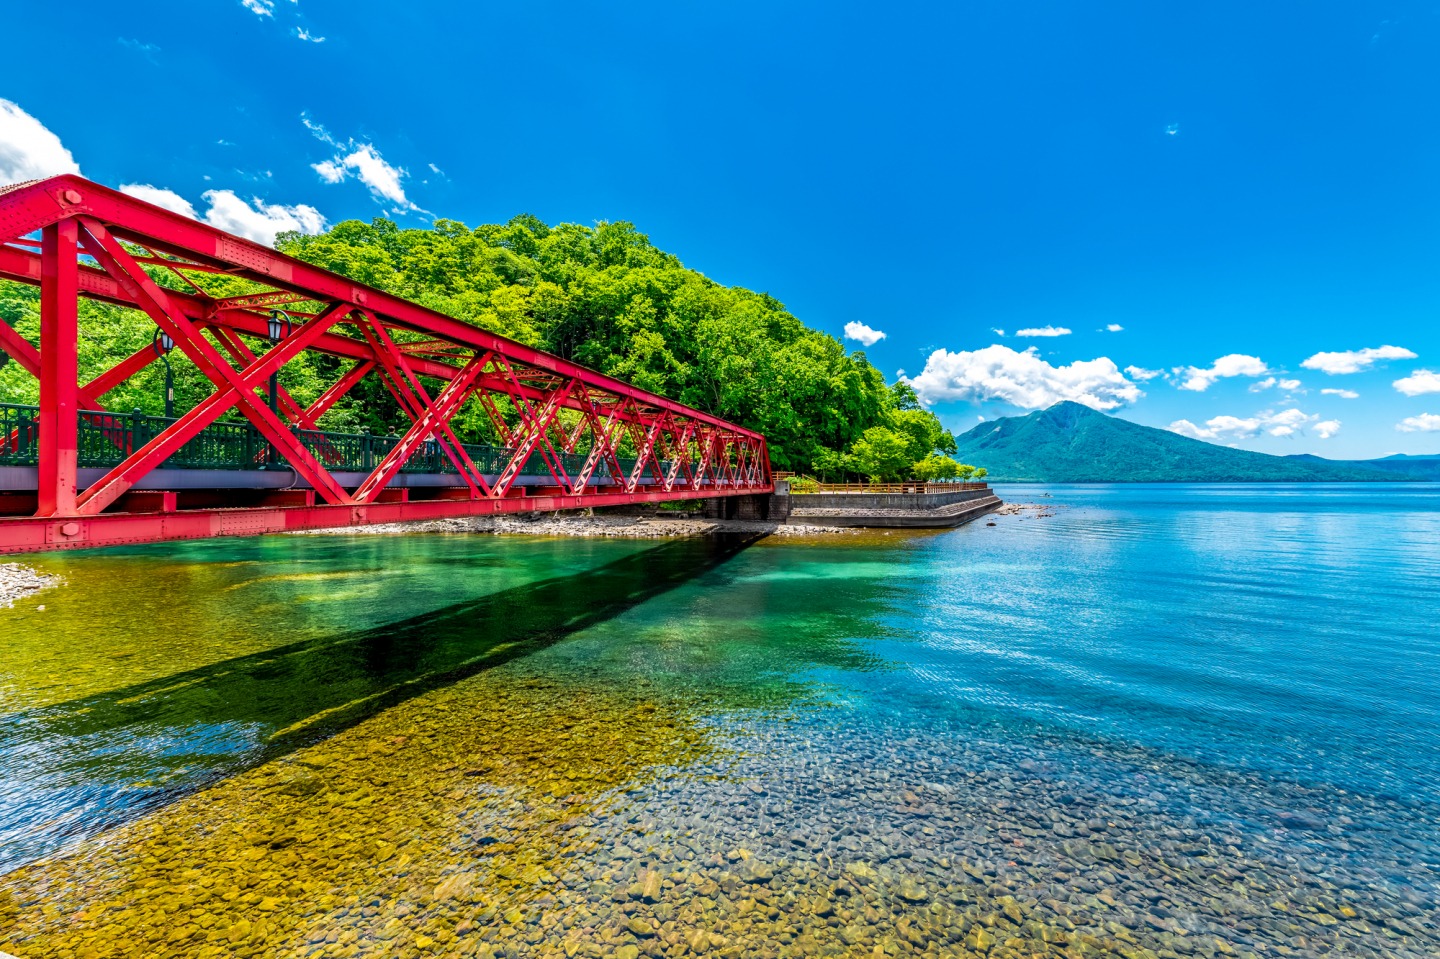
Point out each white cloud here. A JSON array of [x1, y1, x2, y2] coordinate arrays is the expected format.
[[1168, 408, 1328, 442], [1393, 370, 1440, 397], [842, 322, 885, 347], [1169, 416, 1255, 441], [302, 115, 333, 142], [119, 183, 198, 218], [1397, 414, 1440, 433], [1174, 354, 1268, 392], [312, 159, 346, 184], [294, 27, 325, 42], [991, 328, 1006, 337], [1253, 376, 1303, 393], [1104, 324, 1124, 332], [1014, 326, 1071, 337], [241, 0, 275, 16], [1321, 388, 1359, 399], [1258, 408, 1315, 437], [304, 117, 421, 212], [0, 99, 80, 186], [905, 345, 1141, 411], [115, 181, 326, 247], [339, 145, 412, 207], [1301, 345, 1416, 375], [1124, 365, 1163, 382], [201, 190, 326, 246]]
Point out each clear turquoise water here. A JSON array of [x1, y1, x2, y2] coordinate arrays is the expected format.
[[896, 483, 1440, 800], [2, 484, 1438, 956]]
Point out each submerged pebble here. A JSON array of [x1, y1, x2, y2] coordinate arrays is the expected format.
[[2, 652, 1437, 959]]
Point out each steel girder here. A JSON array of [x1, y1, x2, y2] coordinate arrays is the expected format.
[[0, 176, 771, 553]]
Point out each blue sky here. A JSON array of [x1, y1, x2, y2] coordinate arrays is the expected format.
[[2, 1, 1439, 459]]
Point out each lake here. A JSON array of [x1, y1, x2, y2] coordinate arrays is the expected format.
[[1, 484, 1437, 958]]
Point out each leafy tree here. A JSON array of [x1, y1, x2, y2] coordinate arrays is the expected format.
[[890, 380, 922, 411], [891, 408, 957, 463], [913, 454, 964, 481], [844, 427, 913, 482], [811, 447, 845, 481]]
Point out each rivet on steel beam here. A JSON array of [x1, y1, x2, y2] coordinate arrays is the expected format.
[[62, 190, 82, 204], [60, 522, 80, 537]]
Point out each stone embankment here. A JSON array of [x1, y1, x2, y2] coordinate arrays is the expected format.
[[784, 485, 1002, 529], [293, 513, 855, 539], [293, 486, 1007, 539], [0, 563, 58, 609]]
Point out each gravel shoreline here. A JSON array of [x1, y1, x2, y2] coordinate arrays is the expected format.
[[291, 513, 857, 539], [0, 563, 59, 609], [994, 501, 1067, 518]]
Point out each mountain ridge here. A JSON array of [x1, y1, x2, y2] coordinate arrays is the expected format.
[[953, 402, 1431, 483]]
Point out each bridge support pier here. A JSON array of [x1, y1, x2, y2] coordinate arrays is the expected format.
[[700, 493, 790, 523]]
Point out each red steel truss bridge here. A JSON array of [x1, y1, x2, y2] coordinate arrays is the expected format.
[[0, 176, 771, 554]]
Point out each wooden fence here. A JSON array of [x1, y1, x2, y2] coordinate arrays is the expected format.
[[787, 481, 989, 494]]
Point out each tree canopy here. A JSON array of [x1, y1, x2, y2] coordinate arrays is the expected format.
[[0, 212, 970, 477]]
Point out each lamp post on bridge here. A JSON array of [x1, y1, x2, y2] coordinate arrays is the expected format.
[[152, 328, 175, 418], [266, 309, 292, 417]]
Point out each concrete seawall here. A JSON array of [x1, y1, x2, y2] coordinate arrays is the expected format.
[[699, 485, 1003, 529], [786, 486, 1002, 528]]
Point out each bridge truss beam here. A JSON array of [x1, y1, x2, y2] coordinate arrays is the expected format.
[[0, 177, 771, 553]]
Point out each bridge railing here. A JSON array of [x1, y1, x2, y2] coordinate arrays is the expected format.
[[0, 402, 679, 482], [0, 403, 40, 465]]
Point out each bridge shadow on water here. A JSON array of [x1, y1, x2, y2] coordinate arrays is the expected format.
[[0, 533, 761, 873]]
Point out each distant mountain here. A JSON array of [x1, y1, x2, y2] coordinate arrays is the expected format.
[[1286, 453, 1440, 482], [954, 402, 1411, 483]]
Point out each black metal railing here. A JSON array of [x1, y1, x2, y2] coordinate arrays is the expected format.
[[0, 403, 40, 466]]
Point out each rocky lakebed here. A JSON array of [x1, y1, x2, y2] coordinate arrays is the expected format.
[[2, 657, 1434, 959]]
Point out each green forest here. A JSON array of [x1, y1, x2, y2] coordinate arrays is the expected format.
[[0, 214, 969, 479]]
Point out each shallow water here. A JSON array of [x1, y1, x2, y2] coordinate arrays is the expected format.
[[1, 484, 1438, 958]]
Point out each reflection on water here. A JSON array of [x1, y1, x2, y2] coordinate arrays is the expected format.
[[2, 486, 1439, 958], [0, 534, 763, 873]]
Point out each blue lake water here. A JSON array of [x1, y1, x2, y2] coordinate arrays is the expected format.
[[1, 484, 1437, 957], [910, 483, 1440, 801]]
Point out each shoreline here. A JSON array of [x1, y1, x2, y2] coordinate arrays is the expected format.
[[289, 512, 859, 539], [0, 563, 60, 609]]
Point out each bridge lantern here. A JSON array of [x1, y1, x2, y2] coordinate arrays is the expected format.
[[267, 309, 292, 343], [152, 328, 175, 417]]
